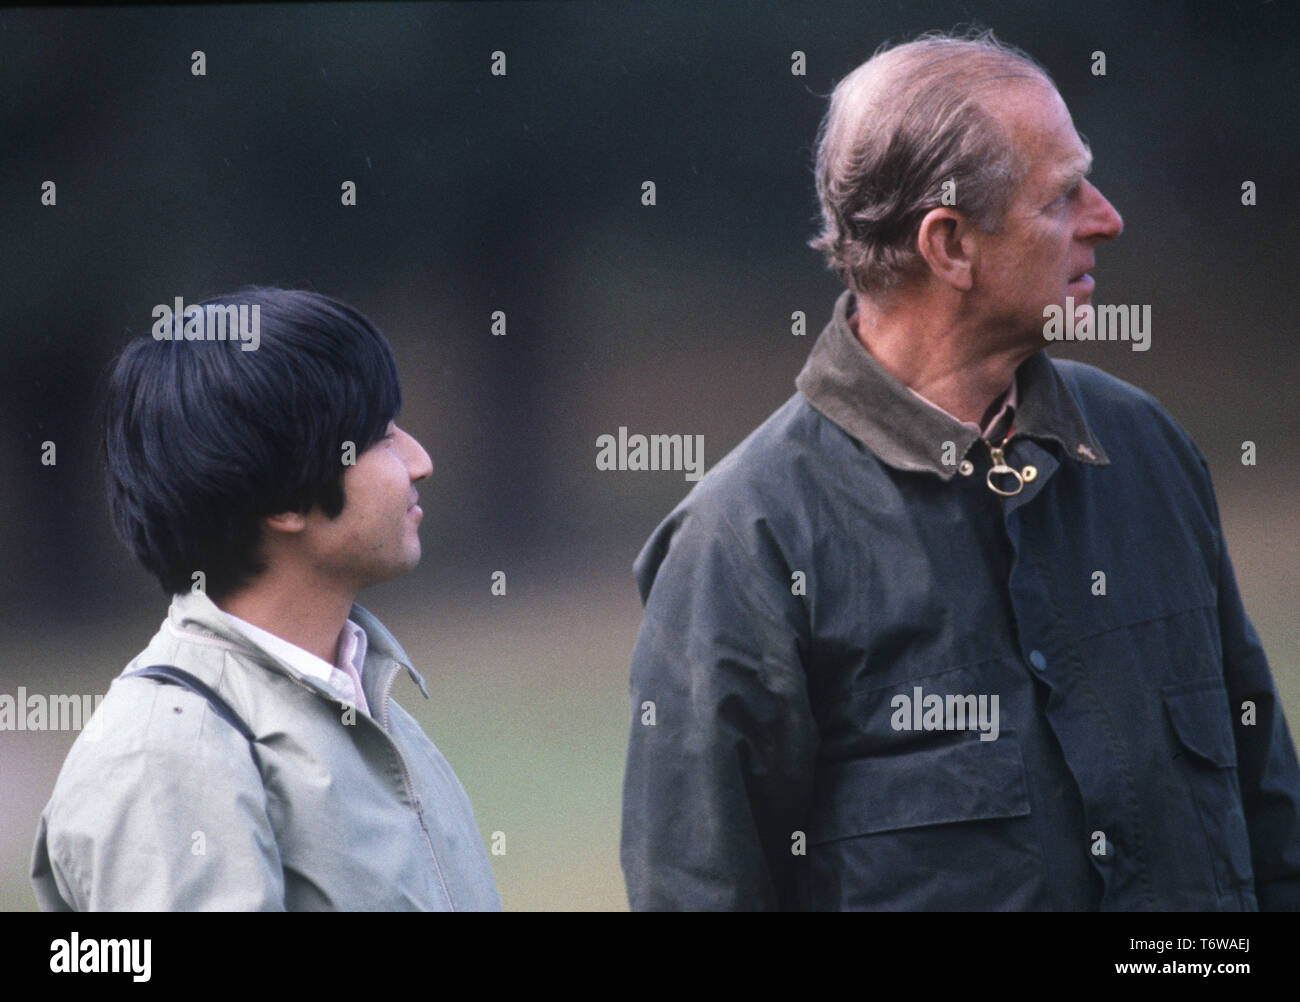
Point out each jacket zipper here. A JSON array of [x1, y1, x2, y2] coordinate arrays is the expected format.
[[231, 652, 458, 910], [378, 662, 456, 910]]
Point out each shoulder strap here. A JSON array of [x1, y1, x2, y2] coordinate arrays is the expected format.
[[120, 664, 255, 743]]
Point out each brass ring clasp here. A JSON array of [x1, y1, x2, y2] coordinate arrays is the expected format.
[[986, 462, 1024, 496]]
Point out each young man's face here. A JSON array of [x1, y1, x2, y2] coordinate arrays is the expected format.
[[299, 421, 433, 592]]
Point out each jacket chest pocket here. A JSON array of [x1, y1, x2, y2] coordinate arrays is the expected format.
[[1162, 679, 1254, 893], [798, 737, 1045, 909]]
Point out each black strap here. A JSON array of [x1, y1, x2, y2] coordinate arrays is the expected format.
[[121, 664, 255, 742]]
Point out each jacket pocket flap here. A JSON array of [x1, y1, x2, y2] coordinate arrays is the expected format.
[[1163, 679, 1237, 768], [806, 737, 1031, 845]]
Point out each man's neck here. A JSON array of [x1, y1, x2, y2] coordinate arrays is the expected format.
[[216, 573, 355, 665], [852, 292, 1034, 427]]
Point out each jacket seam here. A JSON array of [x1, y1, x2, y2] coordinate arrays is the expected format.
[[1071, 600, 1217, 643]]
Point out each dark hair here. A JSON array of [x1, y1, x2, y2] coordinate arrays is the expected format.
[[104, 286, 402, 599]]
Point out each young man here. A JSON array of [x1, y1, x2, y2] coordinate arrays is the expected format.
[[31, 287, 501, 911]]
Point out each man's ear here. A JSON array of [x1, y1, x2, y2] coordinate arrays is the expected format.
[[915, 207, 975, 292], [263, 511, 308, 534]]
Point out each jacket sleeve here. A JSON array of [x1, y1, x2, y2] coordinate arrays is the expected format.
[[1215, 523, 1300, 910], [30, 686, 285, 911], [621, 504, 818, 910]]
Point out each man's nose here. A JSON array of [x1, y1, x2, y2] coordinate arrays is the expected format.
[[400, 429, 433, 481], [1082, 180, 1123, 241]]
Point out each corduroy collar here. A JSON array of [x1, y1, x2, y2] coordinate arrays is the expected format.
[[795, 290, 1110, 479]]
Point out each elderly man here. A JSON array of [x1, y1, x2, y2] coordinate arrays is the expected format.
[[620, 31, 1300, 910]]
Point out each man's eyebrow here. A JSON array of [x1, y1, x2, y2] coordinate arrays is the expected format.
[[1053, 148, 1094, 196]]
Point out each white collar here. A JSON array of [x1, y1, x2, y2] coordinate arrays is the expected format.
[[221, 611, 367, 686]]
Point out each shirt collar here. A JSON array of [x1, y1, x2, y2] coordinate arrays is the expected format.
[[908, 371, 1017, 442], [221, 611, 366, 686], [165, 590, 430, 700], [794, 290, 1110, 480]]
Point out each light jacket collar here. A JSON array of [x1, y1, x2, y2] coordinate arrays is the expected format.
[[167, 590, 430, 700], [795, 290, 1110, 479]]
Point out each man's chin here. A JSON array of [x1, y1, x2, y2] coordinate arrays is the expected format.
[[354, 556, 421, 592]]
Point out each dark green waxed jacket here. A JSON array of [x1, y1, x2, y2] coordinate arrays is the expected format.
[[621, 291, 1300, 911]]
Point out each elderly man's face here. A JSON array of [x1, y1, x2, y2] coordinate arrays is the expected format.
[[972, 80, 1123, 343]]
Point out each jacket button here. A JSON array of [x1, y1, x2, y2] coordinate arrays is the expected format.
[[1029, 650, 1047, 671], [958, 459, 974, 476]]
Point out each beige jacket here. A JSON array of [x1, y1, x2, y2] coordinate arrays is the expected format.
[[31, 590, 501, 911]]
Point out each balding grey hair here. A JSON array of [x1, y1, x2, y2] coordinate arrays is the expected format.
[[810, 29, 1053, 300]]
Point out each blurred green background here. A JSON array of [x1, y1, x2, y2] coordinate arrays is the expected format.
[[2, 1, 1297, 910]]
